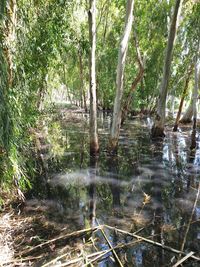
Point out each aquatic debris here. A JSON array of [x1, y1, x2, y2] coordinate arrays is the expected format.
[[161, 224, 176, 233], [143, 192, 151, 205], [132, 213, 150, 227]]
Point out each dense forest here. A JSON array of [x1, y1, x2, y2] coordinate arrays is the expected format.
[[0, 0, 200, 266]]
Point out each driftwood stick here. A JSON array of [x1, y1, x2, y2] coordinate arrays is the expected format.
[[172, 251, 195, 267], [179, 182, 200, 257], [104, 224, 200, 261], [96, 219, 124, 267], [20, 226, 100, 256]]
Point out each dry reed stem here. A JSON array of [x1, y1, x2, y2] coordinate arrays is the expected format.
[[19, 226, 100, 256], [172, 251, 194, 267], [104, 224, 200, 261], [96, 219, 123, 267]]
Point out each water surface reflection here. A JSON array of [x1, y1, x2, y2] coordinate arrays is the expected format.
[[38, 113, 200, 266]]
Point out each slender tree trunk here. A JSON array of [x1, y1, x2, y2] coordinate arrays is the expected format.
[[78, 48, 84, 108], [121, 25, 144, 125], [192, 58, 199, 130], [179, 99, 193, 123], [190, 56, 200, 150], [168, 94, 175, 118], [109, 0, 134, 153], [151, 0, 182, 138], [88, 0, 99, 155], [78, 48, 87, 111], [173, 66, 193, 131]]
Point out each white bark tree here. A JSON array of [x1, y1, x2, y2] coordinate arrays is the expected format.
[[180, 99, 193, 123], [109, 0, 134, 152], [192, 57, 200, 130], [190, 55, 200, 149], [151, 0, 182, 137], [88, 0, 99, 155]]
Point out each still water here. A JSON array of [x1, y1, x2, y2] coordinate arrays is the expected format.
[[33, 110, 200, 266]]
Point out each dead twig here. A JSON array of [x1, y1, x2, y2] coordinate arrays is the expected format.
[[172, 251, 195, 267], [57, 233, 149, 266], [96, 219, 123, 267], [56, 251, 107, 267], [104, 224, 200, 261], [19, 226, 100, 256]]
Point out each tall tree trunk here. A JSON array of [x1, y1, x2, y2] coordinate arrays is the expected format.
[[109, 0, 134, 153], [88, 0, 99, 155], [78, 48, 84, 109], [151, 0, 182, 138], [173, 66, 193, 131], [179, 99, 193, 123], [192, 58, 199, 131], [168, 94, 175, 118], [190, 56, 200, 150], [121, 24, 144, 125]]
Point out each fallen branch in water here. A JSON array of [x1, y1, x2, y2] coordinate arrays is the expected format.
[[43, 250, 108, 267], [43, 226, 148, 266], [96, 219, 124, 267], [104, 224, 200, 261], [172, 251, 195, 267], [61, 238, 147, 267], [19, 226, 100, 256], [41, 220, 200, 267]]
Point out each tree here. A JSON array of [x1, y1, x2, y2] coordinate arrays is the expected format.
[[190, 54, 200, 149], [88, 0, 99, 155], [173, 65, 193, 131], [121, 23, 144, 125], [109, 0, 134, 153], [179, 99, 193, 123], [151, 0, 182, 137]]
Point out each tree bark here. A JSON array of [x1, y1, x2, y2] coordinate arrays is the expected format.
[[190, 56, 200, 150], [88, 0, 99, 155], [179, 99, 193, 123], [173, 66, 193, 131], [151, 0, 182, 138], [109, 0, 134, 153], [78, 48, 85, 109], [121, 24, 144, 125]]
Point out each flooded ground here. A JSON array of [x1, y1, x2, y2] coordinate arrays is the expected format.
[[4, 108, 200, 266]]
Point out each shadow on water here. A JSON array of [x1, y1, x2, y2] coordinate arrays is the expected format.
[[28, 112, 200, 266]]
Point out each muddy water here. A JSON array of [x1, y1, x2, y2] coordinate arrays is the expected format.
[[35, 111, 200, 266]]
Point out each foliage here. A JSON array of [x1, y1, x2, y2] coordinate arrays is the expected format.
[[0, 0, 199, 193]]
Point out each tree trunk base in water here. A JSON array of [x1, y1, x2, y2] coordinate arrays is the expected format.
[[190, 130, 196, 150], [90, 141, 99, 156], [107, 138, 118, 155], [151, 125, 165, 138], [173, 124, 178, 132]]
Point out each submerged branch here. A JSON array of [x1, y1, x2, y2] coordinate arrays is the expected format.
[[104, 224, 200, 261], [19, 226, 100, 256]]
